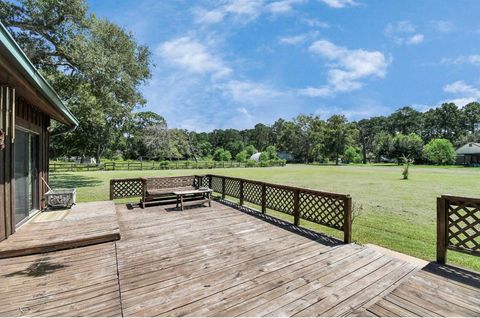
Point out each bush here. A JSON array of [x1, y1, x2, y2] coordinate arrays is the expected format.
[[245, 159, 257, 167], [259, 152, 269, 162], [343, 146, 361, 164], [244, 145, 257, 157], [265, 145, 278, 160], [235, 150, 248, 162], [159, 161, 169, 169], [423, 139, 456, 165], [213, 148, 232, 161]]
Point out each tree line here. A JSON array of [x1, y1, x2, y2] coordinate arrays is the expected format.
[[2, 1, 479, 165]]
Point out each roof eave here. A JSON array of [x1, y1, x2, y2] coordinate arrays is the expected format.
[[0, 21, 79, 128]]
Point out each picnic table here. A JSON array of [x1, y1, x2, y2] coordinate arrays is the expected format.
[[173, 188, 212, 211]]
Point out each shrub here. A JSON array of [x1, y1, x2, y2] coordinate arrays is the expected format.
[[235, 150, 248, 162], [265, 145, 278, 160], [259, 152, 269, 162], [244, 145, 257, 157], [245, 159, 257, 167], [423, 139, 456, 165], [213, 148, 232, 161], [159, 161, 169, 169], [343, 146, 361, 164]]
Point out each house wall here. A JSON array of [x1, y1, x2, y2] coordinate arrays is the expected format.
[[0, 85, 50, 242]]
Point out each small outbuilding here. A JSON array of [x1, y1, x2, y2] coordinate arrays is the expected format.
[[456, 142, 480, 166]]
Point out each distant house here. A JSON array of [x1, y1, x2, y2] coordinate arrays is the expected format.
[[456, 143, 480, 165], [0, 22, 78, 242]]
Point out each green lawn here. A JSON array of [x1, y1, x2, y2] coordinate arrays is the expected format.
[[50, 164, 480, 271]]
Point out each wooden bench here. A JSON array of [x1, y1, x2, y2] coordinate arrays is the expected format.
[[141, 176, 200, 208]]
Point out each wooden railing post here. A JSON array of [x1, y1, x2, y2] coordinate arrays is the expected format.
[[109, 180, 114, 200], [208, 175, 212, 190], [261, 184, 266, 214], [293, 189, 300, 226], [239, 180, 244, 206], [343, 196, 352, 243], [437, 196, 447, 264], [221, 177, 226, 199]]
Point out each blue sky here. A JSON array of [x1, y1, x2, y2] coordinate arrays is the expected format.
[[88, 0, 480, 131]]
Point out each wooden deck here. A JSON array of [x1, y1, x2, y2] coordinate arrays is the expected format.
[[0, 201, 120, 258], [0, 200, 479, 316]]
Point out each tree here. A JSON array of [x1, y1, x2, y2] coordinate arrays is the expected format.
[[265, 145, 278, 160], [259, 152, 269, 162], [235, 150, 248, 162], [213, 148, 231, 161], [344, 146, 362, 164], [391, 133, 424, 162], [244, 145, 257, 157], [388, 106, 423, 135], [423, 139, 456, 165], [324, 115, 356, 165], [463, 102, 480, 134], [1, 0, 152, 162], [372, 132, 393, 161], [356, 116, 388, 163]]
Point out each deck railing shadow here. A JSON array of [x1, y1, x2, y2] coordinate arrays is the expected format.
[[422, 262, 480, 289], [217, 198, 343, 247]]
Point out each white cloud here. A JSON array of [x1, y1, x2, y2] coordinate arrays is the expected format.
[[385, 21, 424, 45], [300, 40, 389, 96], [157, 37, 232, 79], [302, 18, 330, 28], [218, 80, 285, 105], [319, 0, 357, 8], [441, 55, 480, 66], [444, 81, 480, 96], [278, 31, 319, 45], [266, 0, 304, 14], [431, 20, 456, 33], [443, 80, 480, 106], [194, 0, 303, 25], [406, 33, 424, 45]]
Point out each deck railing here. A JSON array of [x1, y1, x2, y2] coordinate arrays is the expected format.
[[109, 174, 352, 243], [437, 194, 480, 263], [200, 175, 352, 243]]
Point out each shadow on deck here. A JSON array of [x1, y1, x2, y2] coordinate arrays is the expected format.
[[0, 199, 478, 317]]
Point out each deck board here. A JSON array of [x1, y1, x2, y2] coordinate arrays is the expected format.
[[0, 242, 121, 317], [0, 201, 120, 258], [0, 199, 479, 317], [115, 201, 417, 317], [357, 262, 480, 317]]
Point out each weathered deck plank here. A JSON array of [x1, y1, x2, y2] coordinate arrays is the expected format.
[[0, 201, 120, 258], [0, 242, 122, 317], [115, 201, 417, 317]]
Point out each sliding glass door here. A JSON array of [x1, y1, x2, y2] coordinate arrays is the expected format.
[[14, 129, 39, 225]]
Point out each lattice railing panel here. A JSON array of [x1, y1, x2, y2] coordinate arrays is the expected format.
[[243, 181, 262, 205], [225, 178, 241, 198], [447, 199, 480, 254], [111, 178, 143, 199], [197, 176, 210, 188], [266, 186, 294, 214], [299, 192, 344, 230], [211, 176, 223, 194]]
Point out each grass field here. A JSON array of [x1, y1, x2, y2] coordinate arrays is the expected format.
[[50, 164, 480, 271]]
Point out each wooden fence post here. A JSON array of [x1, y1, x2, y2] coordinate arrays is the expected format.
[[293, 189, 300, 226], [343, 196, 352, 243], [221, 177, 226, 199], [437, 196, 447, 264], [261, 184, 266, 214], [239, 180, 244, 206], [208, 175, 212, 190]]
